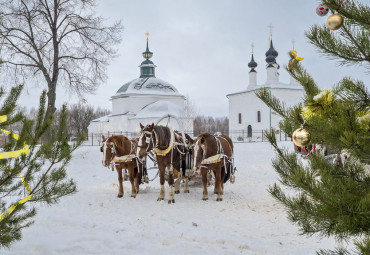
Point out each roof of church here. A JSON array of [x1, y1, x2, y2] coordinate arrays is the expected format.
[[226, 82, 303, 98], [113, 36, 183, 98], [130, 100, 182, 119], [114, 77, 183, 97]]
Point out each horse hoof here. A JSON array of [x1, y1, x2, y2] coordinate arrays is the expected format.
[[117, 194, 123, 198], [216, 198, 223, 202], [184, 190, 190, 193], [131, 195, 136, 198], [168, 199, 175, 204], [214, 191, 218, 194], [202, 198, 208, 201], [157, 198, 164, 201], [175, 190, 180, 194]]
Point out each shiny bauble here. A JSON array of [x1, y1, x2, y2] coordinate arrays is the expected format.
[[326, 12, 344, 30], [292, 127, 311, 147], [316, 4, 329, 16]]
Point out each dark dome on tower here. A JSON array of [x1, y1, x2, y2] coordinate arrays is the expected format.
[[265, 40, 278, 58], [265, 40, 278, 64], [248, 54, 258, 69]]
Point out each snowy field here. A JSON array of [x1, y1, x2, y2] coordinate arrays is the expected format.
[[3, 141, 340, 255]]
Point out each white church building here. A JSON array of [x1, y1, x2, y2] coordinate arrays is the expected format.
[[88, 38, 193, 135], [227, 39, 304, 141]]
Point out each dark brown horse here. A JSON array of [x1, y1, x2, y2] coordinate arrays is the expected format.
[[136, 123, 190, 204], [101, 135, 144, 198], [189, 133, 234, 201]]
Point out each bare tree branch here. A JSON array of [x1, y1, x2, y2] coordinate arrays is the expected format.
[[0, 0, 123, 118]]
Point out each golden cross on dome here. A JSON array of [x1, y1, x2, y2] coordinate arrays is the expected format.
[[292, 39, 296, 50], [145, 32, 149, 41], [268, 23, 274, 41]]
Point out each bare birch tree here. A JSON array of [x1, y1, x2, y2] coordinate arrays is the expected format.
[[0, 0, 123, 118], [67, 103, 110, 136], [179, 95, 197, 133]]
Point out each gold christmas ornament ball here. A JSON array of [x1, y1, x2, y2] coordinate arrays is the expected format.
[[326, 12, 344, 30], [292, 127, 311, 147]]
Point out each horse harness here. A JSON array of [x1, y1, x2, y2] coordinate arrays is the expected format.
[[102, 138, 144, 174], [196, 135, 233, 165], [139, 126, 188, 175]]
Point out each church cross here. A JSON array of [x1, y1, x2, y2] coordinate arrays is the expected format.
[[268, 23, 274, 41], [145, 32, 149, 41]]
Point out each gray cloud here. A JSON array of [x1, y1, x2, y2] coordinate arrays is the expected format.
[[17, 0, 369, 117]]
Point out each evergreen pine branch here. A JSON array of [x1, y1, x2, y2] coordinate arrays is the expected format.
[[0, 85, 83, 248], [0, 85, 23, 130], [265, 130, 370, 241], [335, 77, 369, 109], [305, 22, 370, 69], [255, 88, 288, 117], [285, 57, 320, 99], [323, 0, 370, 27], [0, 207, 36, 249]]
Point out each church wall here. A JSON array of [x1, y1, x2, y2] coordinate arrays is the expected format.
[[229, 92, 272, 132], [270, 88, 305, 108], [108, 115, 130, 132], [128, 117, 182, 133], [228, 88, 304, 140], [87, 121, 110, 134], [112, 95, 184, 115]]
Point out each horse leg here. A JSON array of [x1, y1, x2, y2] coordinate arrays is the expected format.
[[157, 165, 165, 201], [174, 176, 180, 194], [134, 166, 141, 194], [215, 166, 223, 201], [116, 167, 124, 198], [129, 167, 136, 198], [202, 169, 208, 200], [184, 177, 190, 193], [221, 165, 226, 193], [168, 168, 175, 204], [212, 170, 218, 194]]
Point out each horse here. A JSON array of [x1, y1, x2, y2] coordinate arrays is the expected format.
[[101, 135, 145, 198], [136, 123, 190, 204], [188, 132, 234, 201]]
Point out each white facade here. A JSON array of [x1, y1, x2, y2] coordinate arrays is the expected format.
[[227, 41, 304, 140], [88, 42, 193, 135]]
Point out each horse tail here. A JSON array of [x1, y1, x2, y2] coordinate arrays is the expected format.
[[181, 159, 186, 176], [223, 163, 231, 183]]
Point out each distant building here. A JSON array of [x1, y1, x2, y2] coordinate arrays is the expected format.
[[88, 37, 193, 135], [227, 39, 304, 141]]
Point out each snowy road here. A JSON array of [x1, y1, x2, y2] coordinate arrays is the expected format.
[[3, 142, 338, 255]]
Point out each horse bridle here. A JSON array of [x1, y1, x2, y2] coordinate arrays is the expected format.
[[194, 139, 207, 166], [194, 135, 226, 168], [102, 140, 116, 168], [138, 129, 156, 155]]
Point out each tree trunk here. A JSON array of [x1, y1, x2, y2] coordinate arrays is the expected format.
[[45, 85, 57, 120]]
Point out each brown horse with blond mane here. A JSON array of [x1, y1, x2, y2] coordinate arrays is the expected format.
[[188, 132, 234, 201], [101, 135, 145, 198]]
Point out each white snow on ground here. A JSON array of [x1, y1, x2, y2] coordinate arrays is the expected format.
[[3, 141, 341, 255]]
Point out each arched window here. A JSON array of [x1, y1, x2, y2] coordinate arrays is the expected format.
[[238, 113, 242, 124], [257, 111, 261, 122], [247, 125, 252, 137]]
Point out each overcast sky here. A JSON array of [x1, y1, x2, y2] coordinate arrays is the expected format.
[[17, 0, 369, 117]]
